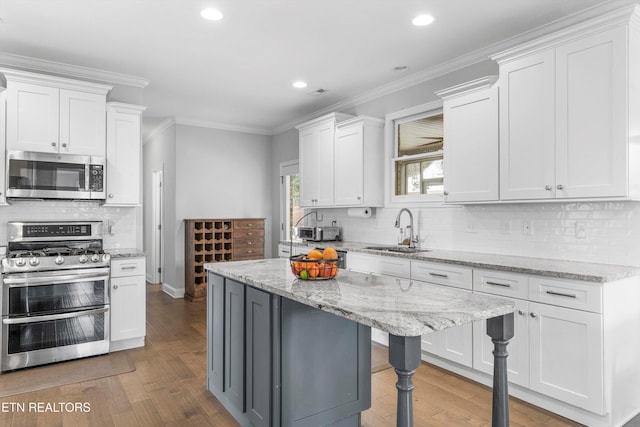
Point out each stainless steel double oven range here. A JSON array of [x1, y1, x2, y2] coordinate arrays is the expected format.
[[0, 221, 111, 372]]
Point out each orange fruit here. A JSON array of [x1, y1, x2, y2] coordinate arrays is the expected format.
[[307, 249, 323, 260], [330, 264, 338, 277], [322, 247, 338, 260], [308, 263, 320, 278]]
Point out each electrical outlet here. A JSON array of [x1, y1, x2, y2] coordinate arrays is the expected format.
[[576, 221, 587, 239], [522, 220, 532, 235], [501, 220, 511, 234], [466, 220, 477, 233]]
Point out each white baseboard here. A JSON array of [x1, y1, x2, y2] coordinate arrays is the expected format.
[[161, 282, 185, 299], [110, 336, 145, 352]]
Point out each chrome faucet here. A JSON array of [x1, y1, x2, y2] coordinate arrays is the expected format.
[[394, 208, 418, 248]]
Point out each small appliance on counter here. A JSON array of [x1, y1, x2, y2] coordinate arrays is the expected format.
[[293, 226, 341, 242]]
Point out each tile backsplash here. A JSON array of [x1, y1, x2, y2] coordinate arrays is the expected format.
[[0, 200, 138, 249], [312, 201, 640, 267]]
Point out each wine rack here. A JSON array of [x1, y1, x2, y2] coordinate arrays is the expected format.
[[184, 218, 265, 302]]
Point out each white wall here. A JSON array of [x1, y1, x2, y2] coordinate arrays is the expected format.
[[146, 125, 271, 296]]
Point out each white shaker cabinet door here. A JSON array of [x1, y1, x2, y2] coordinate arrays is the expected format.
[[499, 50, 556, 200], [59, 89, 106, 156], [299, 120, 335, 207], [528, 302, 604, 415], [314, 122, 335, 207], [443, 84, 499, 202], [555, 26, 627, 198], [334, 122, 364, 206], [6, 82, 60, 153]]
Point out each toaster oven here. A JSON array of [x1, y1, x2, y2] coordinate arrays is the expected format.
[[293, 226, 341, 242]]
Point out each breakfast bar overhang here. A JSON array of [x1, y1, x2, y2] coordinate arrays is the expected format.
[[205, 258, 515, 427]]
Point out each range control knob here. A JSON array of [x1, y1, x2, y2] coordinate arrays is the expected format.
[[55, 255, 65, 265], [29, 257, 40, 267], [78, 254, 89, 264], [91, 254, 101, 263], [15, 258, 26, 267], [102, 254, 111, 263]]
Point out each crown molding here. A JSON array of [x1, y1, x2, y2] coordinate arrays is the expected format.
[[435, 75, 499, 100], [143, 117, 175, 144], [0, 68, 112, 94], [174, 117, 272, 136], [0, 52, 149, 88], [270, 0, 639, 135]]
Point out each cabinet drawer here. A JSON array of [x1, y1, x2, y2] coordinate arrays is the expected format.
[[411, 261, 472, 290], [529, 277, 602, 313], [234, 220, 264, 230], [233, 250, 264, 260], [473, 269, 529, 299], [234, 228, 265, 239], [347, 253, 410, 278], [233, 238, 264, 249], [111, 257, 145, 278]]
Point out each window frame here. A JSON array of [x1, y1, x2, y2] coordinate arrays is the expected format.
[[384, 99, 446, 206]]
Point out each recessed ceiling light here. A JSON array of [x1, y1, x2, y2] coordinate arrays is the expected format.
[[201, 8, 224, 21], [293, 81, 308, 89], [412, 14, 435, 27]]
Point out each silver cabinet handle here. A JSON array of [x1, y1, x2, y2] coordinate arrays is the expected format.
[[108, 194, 114, 198], [546, 290, 577, 298], [530, 312, 538, 318], [51, 142, 57, 147], [545, 185, 552, 190], [443, 191, 449, 196], [113, 284, 119, 289], [486, 281, 511, 288], [429, 272, 449, 278], [62, 143, 68, 148], [518, 310, 526, 316], [121, 265, 137, 270], [557, 184, 564, 190]]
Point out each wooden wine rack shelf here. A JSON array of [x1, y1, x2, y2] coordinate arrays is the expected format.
[[184, 218, 265, 302]]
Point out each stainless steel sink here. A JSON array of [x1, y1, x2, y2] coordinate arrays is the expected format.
[[363, 245, 430, 254]]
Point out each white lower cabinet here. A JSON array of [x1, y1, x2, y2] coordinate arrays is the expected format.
[[421, 297, 474, 367], [110, 257, 146, 351], [473, 269, 605, 415], [528, 302, 603, 414]]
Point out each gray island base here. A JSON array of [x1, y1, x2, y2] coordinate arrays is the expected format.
[[205, 258, 515, 427]]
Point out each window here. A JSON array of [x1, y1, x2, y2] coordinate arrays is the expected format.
[[385, 101, 445, 204]]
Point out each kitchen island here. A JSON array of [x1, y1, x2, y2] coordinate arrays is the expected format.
[[205, 258, 515, 427]]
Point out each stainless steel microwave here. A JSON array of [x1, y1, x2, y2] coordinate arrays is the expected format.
[[6, 150, 105, 200]]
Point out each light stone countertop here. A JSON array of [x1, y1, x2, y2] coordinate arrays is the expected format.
[[105, 248, 146, 258], [281, 240, 640, 283], [205, 258, 515, 337]]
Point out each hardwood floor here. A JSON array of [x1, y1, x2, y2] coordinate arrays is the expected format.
[[0, 284, 584, 426]]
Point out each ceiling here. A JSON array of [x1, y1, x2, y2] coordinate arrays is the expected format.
[[0, 0, 631, 137]]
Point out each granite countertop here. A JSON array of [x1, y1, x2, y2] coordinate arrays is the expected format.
[[281, 240, 640, 283], [205, 258, 515, 337], [105, 248, 146, 258]]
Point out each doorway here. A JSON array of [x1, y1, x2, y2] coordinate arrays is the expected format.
[[280, 160, 302, 241], [150, 170, 164, 284]]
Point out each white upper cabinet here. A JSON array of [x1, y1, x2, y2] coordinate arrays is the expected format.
[[335, 116, 384, 207], [2, 69, 111, 157], [0, 88, 6, 205], [298, 112, 384, 209], [297, 113, 350, 207], [495, 9, 640, 201], [105, 102, 146, 206], [437, 76, 499, 202], [498, 51, 556, 200]]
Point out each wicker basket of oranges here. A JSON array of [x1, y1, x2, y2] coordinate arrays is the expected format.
[[290, 247, 339, 280]]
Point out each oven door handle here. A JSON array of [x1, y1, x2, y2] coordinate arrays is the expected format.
[[2, 271, 110, 287], [2, 306, 109, 325]]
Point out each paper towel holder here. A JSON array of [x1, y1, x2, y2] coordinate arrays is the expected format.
[[347, 207, 373, 218]]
